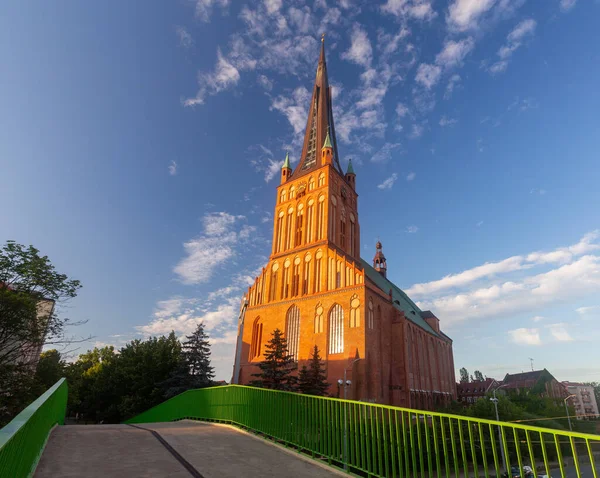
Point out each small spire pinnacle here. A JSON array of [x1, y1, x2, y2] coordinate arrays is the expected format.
[[322, 131, 332, 149], [282, 152, 291, 170], [346, 158, 355, 175]]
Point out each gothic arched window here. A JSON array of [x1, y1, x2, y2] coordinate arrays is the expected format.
[[250, 317, 263, 359], [286, 305, 300, 361], [350, 294, 360, 328], [368, 298, 374, 329], [328, 304, 344, 354], [318, 172, 325, 187]]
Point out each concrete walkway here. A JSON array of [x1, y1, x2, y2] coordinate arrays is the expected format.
[[35, 420, 343, 478]]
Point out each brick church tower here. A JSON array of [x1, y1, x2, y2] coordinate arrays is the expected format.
[[232, 39, 456, 409]]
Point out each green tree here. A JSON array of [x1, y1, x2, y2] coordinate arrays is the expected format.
[[162, 323, 215, 398], [297, 346, 329, 396], [250, 328, 297, 391], [34, 349, 65, 392], [459, 367, 469, 383], [0, 241, 81, 425], [474, 370, 484, 381]]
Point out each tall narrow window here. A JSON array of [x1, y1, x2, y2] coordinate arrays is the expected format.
[[317, 196, 325, 239], [275, 211, 284, 253], [280, 189, 287, 203], [269, 263, 279, 302], [350, 215, 356, 256], [306, 199, 314, 243], [330, 196, 337, 242], [303, 254, 311, 295], [336, 260, 342, 288], [350, 295, 360, 328], [292, 258, 300, 297], [340, 219, 346, 250], [318, 172, 325, 187], [315, 252, 322, 293], [328, 304, 344, 354], [282, 260, 290, 299], [314, 303, 323, 333], [308, 176, 315, 191], [285, 305, 300, 361], [250, 318, 263, 359], [295, 205, 304, 247], [368, 298, 374, 329], [285, 207, 294, 250], [289, 186, 296, 199]]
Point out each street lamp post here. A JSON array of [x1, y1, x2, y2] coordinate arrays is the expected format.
[[564, 394, 576, 431], [338, 357, 360, 471], [490, 384, 509, 473]]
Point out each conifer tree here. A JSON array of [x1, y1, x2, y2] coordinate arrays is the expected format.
[[298, 345, 329, 396], [182, 322, 215, 388], [250, 328, 297, 391]]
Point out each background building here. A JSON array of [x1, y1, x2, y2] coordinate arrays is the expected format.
[[562, 382, 599, 420], [502, 369, 568, 400], [232, 41, 456, 410], [456, 377, 498, 404]]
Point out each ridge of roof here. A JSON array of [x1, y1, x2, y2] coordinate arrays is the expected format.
[[360, 258, 439, 337]]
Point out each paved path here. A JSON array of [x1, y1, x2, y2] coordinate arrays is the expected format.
[[35, 420, 343, 478]]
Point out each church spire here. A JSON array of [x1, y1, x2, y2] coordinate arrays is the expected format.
[[373, 241, 387, 278], [293, 36, 342, 178]]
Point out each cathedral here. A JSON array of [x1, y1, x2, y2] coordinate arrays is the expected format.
[[232, 40, 456, 410]]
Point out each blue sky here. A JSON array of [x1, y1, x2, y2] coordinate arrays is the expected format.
[[1, 0, 599, 383]]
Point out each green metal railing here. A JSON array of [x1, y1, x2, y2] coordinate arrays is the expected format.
[[0, 378, 67, 478], [127, 385, 600, 478]]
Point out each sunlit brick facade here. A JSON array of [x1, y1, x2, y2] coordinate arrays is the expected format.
[[232, 40, 456, 409]]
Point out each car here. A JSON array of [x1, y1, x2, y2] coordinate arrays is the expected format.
[[502, 465, 551, 478]]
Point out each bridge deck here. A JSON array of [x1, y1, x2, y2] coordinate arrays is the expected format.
[[35, 420, 342, 478]]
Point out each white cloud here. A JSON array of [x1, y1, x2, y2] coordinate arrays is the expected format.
[[248, 144, 283, 182], [396, 103, 410, 118], [168, 160, 177, 176], [576, 305, 599, 316], [415, 63, 442, 89], [406, 172, 416, 181], [436, 37, 475, 68], [263, 0, 282, 15], [270, 87, 310, 135], [377, 27, 411, 57], [444, 74, 461, 99], [509, 328, 541, 345], [184, 49, 241, 107], [439, 116, 458, 127], [341, 24, 373, 68], [257, 74, 273, 91], [175, 26, 193, 48], [447, 0, 496, 31], [531, 316, 545, 322], [377, 173, 399, 190], [195, 0, 230, 22], [407, 225, 419, 233], [408, 231, 600, 299], [488, 19, 536, 75], [560, 0, 577, 12], [416, 255, 600, 326], [173, 212, 251, 284], [547, 323, 574, 342], [381, 0, 437, 21], [371, 142, 401, 163], [409, 123, 424, 139]]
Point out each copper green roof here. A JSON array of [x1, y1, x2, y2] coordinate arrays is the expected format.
[[360, 258, 440, 337], [282, 152, 291, 169], [346, 158, 355, 175], [322, 132, 332, 149]]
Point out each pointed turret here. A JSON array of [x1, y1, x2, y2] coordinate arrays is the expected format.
[[373, 240, 387, 278], [293, 36, 343, 178], [321, 131, 333, 166], [281, 152, 292, 184], [345, 158, 356, 189]]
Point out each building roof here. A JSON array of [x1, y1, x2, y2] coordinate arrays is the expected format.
[[360, 258, 441, 337], [457, 377, 497, 395], [503, 370, 545, 384], [346, 158, 355, 175], [282, 152, 291, 170]]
